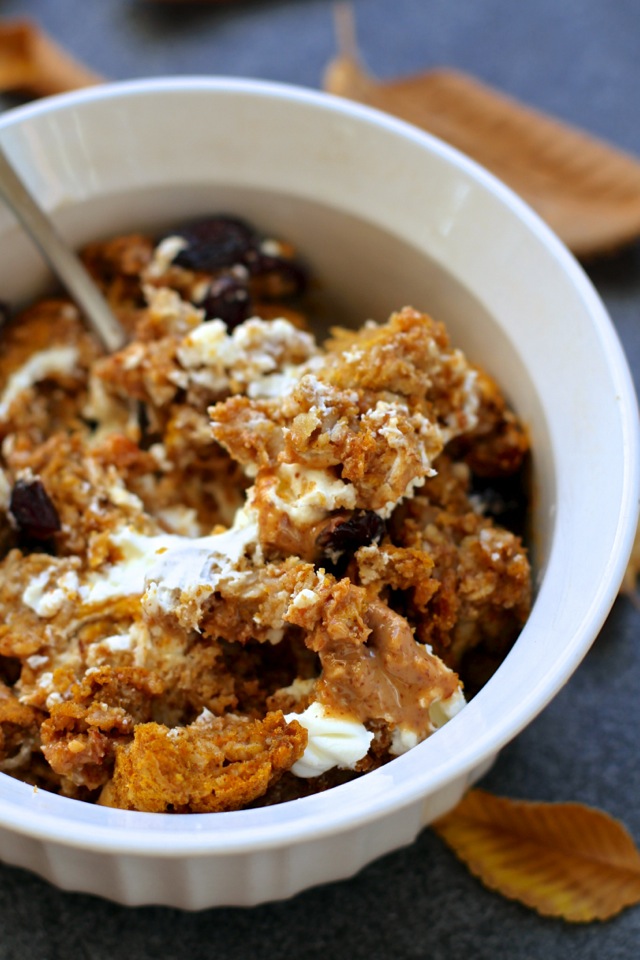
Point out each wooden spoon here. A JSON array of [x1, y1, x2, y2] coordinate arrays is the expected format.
[[324, 6, 640, 259]]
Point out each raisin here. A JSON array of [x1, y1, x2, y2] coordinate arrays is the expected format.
[[0, 655, 21, 686], [9, 478, 61, 540], [245, 250, 308, 299], [202, 269, 252, 328], [169, 216, 259, 273], [137, 401, 153, 450], [316, 510, 386, 564]]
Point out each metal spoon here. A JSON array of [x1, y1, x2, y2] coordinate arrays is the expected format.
[[0, 143, 127, 352]]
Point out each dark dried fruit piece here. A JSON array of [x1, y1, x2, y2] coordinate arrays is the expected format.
[[170, 216, 259, 273], [0, 656, 21, 687], [9, 478, 61, 540], [0, 300, 10, 330], [136, 401, 154, 451], [316, 510, 386, 564], [201, 268, 252, 328], [245, 250, 309, 299]]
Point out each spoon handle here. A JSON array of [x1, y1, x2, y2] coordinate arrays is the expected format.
[[0, 145, 126, 353]]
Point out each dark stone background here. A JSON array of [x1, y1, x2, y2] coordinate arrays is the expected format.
[[0, 1, 639, 956]]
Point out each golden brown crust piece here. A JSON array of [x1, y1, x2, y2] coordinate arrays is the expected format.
[[390, 457, 531, 668], [0, 681, 40, 771], [100, 711, 307, 812], [81, 233, 154, 333], [40, 667, 164, 791]]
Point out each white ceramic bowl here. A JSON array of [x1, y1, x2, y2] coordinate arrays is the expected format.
[[0, 78, 637, 910]]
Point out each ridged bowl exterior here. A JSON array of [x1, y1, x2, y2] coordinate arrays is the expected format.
[[0, 764, 487, 908]]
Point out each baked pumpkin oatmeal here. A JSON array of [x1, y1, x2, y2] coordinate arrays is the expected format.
[[0, 215, 531, 811]]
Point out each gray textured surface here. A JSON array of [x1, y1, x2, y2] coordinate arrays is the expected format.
[[0, 0, 639, 956]]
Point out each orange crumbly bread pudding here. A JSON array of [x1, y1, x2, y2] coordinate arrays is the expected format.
[[0, 216, 531, 812]]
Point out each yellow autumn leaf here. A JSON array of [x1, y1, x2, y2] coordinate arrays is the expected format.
[[0, 19, 102, 98], [432, 789, 640, 922], [324, 4, 640, 258], [620, 518, 640, 603]]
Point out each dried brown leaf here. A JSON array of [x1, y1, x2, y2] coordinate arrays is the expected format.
[[0, 19, 102, 98], [620, 519, 640, 605], [324, 7, 640, 258], [432, 789, 640, 922]]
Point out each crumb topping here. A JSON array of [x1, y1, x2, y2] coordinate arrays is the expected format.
[[0, 217, 531, 811]]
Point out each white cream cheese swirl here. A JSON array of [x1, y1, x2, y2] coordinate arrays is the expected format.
[[284, 701, 374, 777]]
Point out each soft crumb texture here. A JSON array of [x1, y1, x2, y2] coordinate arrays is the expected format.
[[0, 215, 531, 811], [99, 711, 307, 813]]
